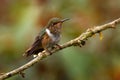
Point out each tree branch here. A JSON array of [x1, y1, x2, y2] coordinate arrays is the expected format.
[[0, 18, 120, 80]]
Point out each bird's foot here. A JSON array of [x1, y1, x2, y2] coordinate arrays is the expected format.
[[55, 44, 62, 49], [45, 49, 52, 55]]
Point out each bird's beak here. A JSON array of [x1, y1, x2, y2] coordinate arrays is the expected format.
[[61, 18, 70, 23]]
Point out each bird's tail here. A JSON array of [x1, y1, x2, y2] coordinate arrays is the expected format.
[[23, 47, 44, 57], [23, 47, 33, 57]]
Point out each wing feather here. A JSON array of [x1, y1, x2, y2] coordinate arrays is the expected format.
[[23, 28, 46, 57]]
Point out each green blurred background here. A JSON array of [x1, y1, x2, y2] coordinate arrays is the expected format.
[[0, 0, 120, 80]]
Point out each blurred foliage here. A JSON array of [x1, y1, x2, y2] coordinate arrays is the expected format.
[[0, 0, 120, 80]]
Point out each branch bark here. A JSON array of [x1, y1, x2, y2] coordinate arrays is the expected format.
[[0, 18, 120, 80]]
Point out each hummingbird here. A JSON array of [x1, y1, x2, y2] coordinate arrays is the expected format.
[[23, 18, 69, 57]]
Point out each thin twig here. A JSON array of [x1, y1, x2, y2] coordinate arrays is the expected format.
[[0, 18, 120, 80]]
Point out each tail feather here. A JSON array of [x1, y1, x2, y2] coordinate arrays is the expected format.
[[23, 47, 33, 57], [23, 47, 44, 57]]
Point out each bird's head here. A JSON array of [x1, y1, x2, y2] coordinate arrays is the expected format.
[[47, 17, 69, 28]]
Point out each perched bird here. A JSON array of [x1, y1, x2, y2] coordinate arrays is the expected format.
[[23, 18, 69, 57]]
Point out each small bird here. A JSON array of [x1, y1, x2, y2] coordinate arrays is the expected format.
[[23, 18, 69, 57]]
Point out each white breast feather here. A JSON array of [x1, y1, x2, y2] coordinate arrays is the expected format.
[[46, 28, 55, 41]]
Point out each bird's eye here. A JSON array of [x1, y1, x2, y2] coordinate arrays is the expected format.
[[53, 22, 58, 25]]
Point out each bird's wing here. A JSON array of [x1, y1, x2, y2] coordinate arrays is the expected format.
[[23, 28, 46, 57], [32, 27, 46, 47]]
